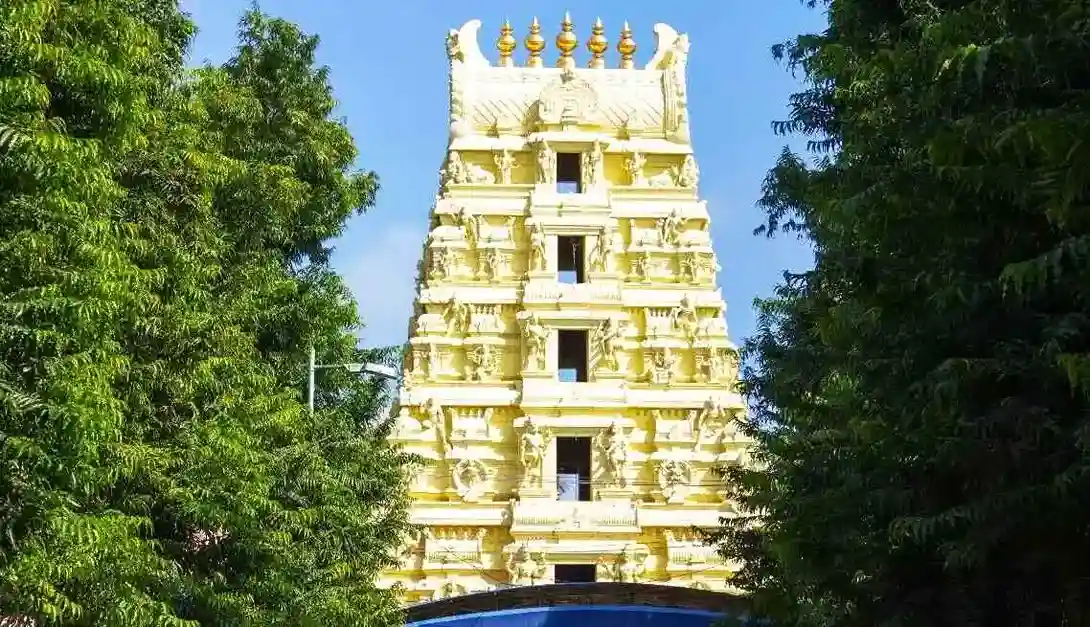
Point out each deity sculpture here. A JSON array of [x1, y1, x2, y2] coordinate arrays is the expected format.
[[430, 247, 455, 280], [589, 225, 613, 272], [444, 297, 472, 336], [479, 247, 505, 281], [451, 457, 490, 502], [528, 221, 548, 271], [630, 251, 650, 281], [593, 317, 626, 370], [679, 252, 698, 283], [456, 205, 482, 249], [422, 398, 452, 457], [671, 294, 699, 340], [624, 151, 646, 186], [522, 314, 550, 370], [426, 342, 441, 378], [657, 459, 692, 502], [646, 348, 677, 385], [506, 544, 546, 585], [465, 344, 497, 381], [697, 251, 721, 280], [493, 148, 517, 184], [600, 548, 645, 583], [519, 419, 552, 487], [598, 421, 629, 487], [535, 140, 556, 184], [675, 154, 699, 187], [581, 139, 605, 190], [658, 208, 685, 246]]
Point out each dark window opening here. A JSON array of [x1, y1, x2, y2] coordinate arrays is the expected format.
[[554, 564, 597, 583], [556, 152, 581, 194], [557, 330, 588, 383], [556, 436, 592, 502], [557, 235, 585, 284]]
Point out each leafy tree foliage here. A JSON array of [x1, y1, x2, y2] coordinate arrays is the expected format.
[[713, 1, 1090, 626], [1, 1, 410, 624]]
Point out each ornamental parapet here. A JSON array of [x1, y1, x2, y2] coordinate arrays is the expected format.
[[510, 500, 639, 533]]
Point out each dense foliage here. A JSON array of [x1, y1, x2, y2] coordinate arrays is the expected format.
[[713, 1, 1090, 626], [0, 1, 410, 624]]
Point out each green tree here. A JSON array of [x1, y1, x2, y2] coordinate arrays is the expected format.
[[713, 1, 1090, 626], [1, 2, 410, 624]]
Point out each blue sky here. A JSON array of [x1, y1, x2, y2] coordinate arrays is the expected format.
[[180, 0, 823, 351]]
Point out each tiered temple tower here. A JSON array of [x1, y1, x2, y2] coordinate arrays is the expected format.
[[380, 15, 751, 604]]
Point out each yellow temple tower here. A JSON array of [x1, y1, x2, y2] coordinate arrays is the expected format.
[[381, 15, 751, 604]]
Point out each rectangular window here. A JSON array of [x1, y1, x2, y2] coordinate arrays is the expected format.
[[554, 564, 597, 583], [556, 436, 592, 501], [557, 330, 588, 383], [557, 235, 585, 284], [556, 152, 581, 194]]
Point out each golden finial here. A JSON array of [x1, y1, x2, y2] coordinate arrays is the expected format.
[[525, 16, 545, 68], [586, 17, 608, 69], [555, 11, 578, 69], [617, 21, 636, 69], [496, 20, 516, 67]]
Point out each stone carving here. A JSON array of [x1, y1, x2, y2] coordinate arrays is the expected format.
[[432, 579, 466, 601], [593, 317, 626, 370], [624, 151, 646, 186], [445, 151, 495, 185], [597, 422, 629, 487], [506, 544, 547, 585], [535, 140, 556, 184], [671, 294, 699, 340], [426, 342, 441, 378], [445, 21, 488, 140], [695, 348, 728, 383], [581, 139, 605, 190], [528, 221, 548, 271], [519, 419, 553, 487], [645, 348, 677, 385], [456, 205, 482, 249], [430, 247, 455, 281], [493, 148, 517, 184], [659, 26, 692, 143], [393, 405, 419, 435], [599, 547, 645, 583], [521, 314, 550, 370], [451, 457, 491, 502], [422, 398, 452, 457], [445, 20, 489, 68], [464, 344, 497, 381], [647, 168, 675, 187], [444, 297, 472, 336], [478, 248, 505, 281], [630, 250, 650, 281], [691, 397, 741, 451], [589, 225, 614, 273], [658, 208, 686, 246], [675, 154, 699, 187], [657, 459, 692, 503], [536, 68, 600, 127]]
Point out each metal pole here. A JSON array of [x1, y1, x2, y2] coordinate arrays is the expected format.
[[308, 344, 316, 414]]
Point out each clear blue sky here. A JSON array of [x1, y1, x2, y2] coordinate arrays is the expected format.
[[180, 0, 823, 351]]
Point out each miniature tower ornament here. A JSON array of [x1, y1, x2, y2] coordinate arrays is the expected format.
[[381, 17, 750, 604], [524, 17, 545, 68], [617, 21, 636, 69], [496, 20, 516, 67], [555, 12, 578, 69], [587, 17, 608, 69]]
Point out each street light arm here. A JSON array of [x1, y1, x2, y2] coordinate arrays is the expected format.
[[307, 344, 401, 414]]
